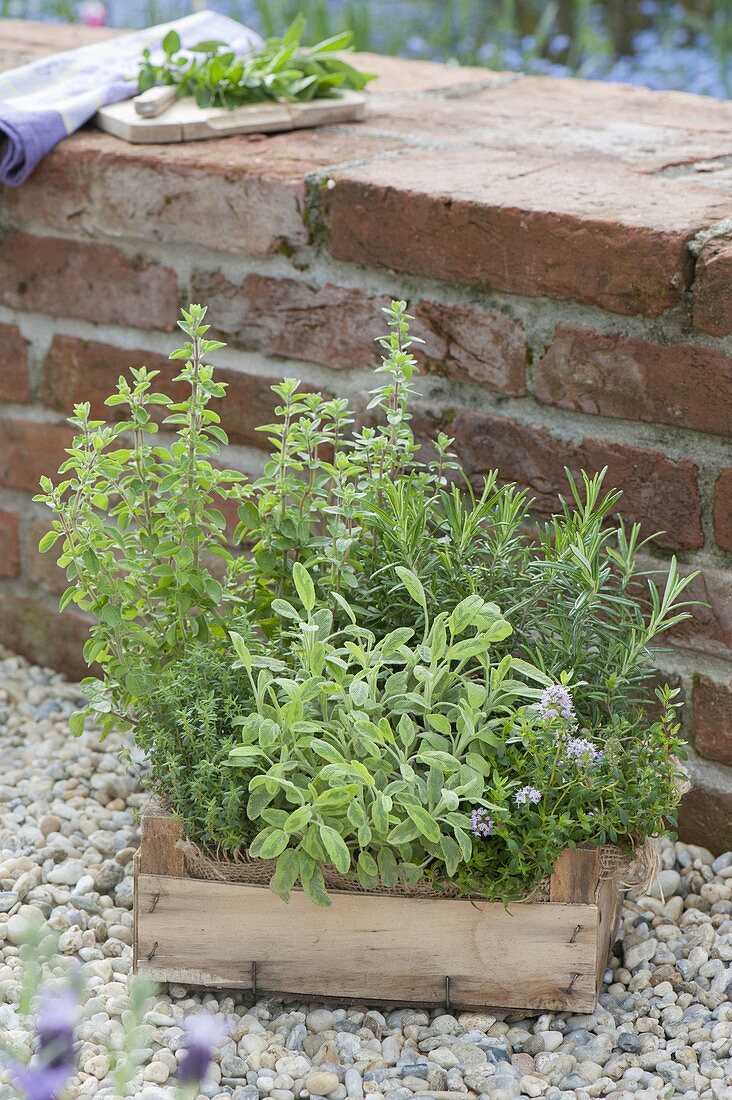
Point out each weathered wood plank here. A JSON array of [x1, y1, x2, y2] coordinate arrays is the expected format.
[[132, 850, 140, 973], [595, 872, 624, 988], [139, 810, 184, 877], [136, 873, 601, 1012], [550, 847, 601, 904]]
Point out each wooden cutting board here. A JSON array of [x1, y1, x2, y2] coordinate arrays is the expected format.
[[95, 89, 367, 144]]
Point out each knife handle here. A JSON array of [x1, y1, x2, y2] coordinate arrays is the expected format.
[[133, 85, 178, 118]]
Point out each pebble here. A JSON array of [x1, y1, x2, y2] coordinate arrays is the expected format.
[[305, 1070, 340, 1095], [47, 858, 87, 885], [306, 1009, 335, 1033], [93, 860, 126, 894], [345, 1067, 364, 1098], [0, 891, 18, 912], [1, 648, 732, 1099], [142, 1062, 170, 1084]]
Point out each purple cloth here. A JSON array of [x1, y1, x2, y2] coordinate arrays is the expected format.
[[0, 10, 262, 186]]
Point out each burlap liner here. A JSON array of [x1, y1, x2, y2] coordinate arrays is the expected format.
[[177, 832, 659, 902]]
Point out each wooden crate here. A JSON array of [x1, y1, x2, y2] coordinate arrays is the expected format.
[[133, 809, 623, 1013]]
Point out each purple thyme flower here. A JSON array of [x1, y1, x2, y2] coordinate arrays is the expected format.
[[470, 808, 494, 838], [563, 736, 604, 766], [538, 684, 575, 722], [178, 1013, 228, 1086], [10, 1063, 74, 1100], [514, 786, 542, 806]]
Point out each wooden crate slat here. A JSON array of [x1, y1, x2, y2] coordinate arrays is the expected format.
[[549, 847, 601, 904], [139, 810, 184, 877], [595, 872, 624, 987], [136, 873, 600, 1011]]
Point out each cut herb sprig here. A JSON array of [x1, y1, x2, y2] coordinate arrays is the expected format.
[[138, 15, 375, 110]]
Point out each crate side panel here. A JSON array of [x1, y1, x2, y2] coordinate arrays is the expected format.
[[595, 874, 624, 993], [136, 873, 600, 1011]]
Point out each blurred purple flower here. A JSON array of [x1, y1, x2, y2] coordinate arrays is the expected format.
[[8, 993, 79, 1100], [36, 991, 78, 1069], [470, 808, 494, 838], [538, 684, 575, 722], [10, 1063, 74, 1100], [178, 1013, 227, 1085], [514, 786, 542, 806]]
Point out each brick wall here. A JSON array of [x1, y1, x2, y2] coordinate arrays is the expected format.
[[1, 20, 731, 848]]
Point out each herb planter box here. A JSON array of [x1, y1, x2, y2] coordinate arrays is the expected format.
[[133, 809, 624, 1013]]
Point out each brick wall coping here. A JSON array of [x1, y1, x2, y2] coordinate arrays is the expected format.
[[4, 19, 732, 321]]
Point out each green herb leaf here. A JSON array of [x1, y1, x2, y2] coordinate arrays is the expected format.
[[292, 562, 315, 613], [404, 803, 441, 844], [162, 29, 181, 56], [394, 566, 426, 610], [270, 848, 300, 901], [319, 825, 351, 873]]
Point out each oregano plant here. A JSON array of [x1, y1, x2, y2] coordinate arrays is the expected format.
[[35, 304, 247, 738]]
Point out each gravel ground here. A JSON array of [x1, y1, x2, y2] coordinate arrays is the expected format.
[[1, 646, 731, 1100]]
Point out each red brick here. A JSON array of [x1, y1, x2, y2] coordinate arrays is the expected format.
[[192, 273, 526, 393], [433, 408, 703, 550], [325, 149, 728, 316], [26, 511, 67, 597], [666, 567, 732, 661], [714, 469, 732, 552], [693, 237, 732, 336], [415, 300, 526, 394], [41, 335, 281, 449], [190, 273, 384, 368], [678, 752, 732, 855], [535, 325, 732, 437], [0, 510, 20, 578], [0, 416, 73, 492], [0, 592, 89, 679], [356, 51, 503, 95], [359, 76, 732, 173], [216, 366, 284, 448], [0, 18, 117, 57], [0, 323, 30, 403], [2, 128, 399, 258], [41, 336, 172, 416], [0, 233, 178, 330], [694, 675, 732, 767]]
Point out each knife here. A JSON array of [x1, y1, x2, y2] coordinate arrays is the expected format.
[[133, 85, 178, 118]]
